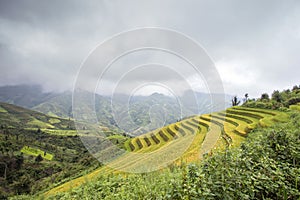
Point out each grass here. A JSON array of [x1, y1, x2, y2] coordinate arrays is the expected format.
[[42, 129, 77, 136], [27, 119, 55, 129], [42, 129, 107, 137], [48, 118, 61, 124], [290, 103, 300, 111], [0, 106, 7, 113], [20, 146, 54, 160]]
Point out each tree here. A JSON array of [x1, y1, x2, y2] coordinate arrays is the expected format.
[[292, 85, 299, 91], [261, 93, 269, 101], [11, 174, 32, 194], [244, 93, 249, 102], [231, 96, 240, 106], [35, 154, 43, 162], [284, 89, 291, 94], [272, 90, 283, 103], [0, 162, 7, 179], [16, 154, 24, 170]]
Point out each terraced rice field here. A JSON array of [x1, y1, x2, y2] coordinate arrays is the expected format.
[[44, 106, 288, 196], [86, 106, 288, 172], [125, 106, 288, 161], [21, 146, 54, 160]]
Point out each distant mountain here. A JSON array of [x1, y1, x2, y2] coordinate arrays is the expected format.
[[0, 85, 232, 135], [0, 85, 56, 108], [181, 90, 233, 114], [33, 91, 72, 118], [111, 92, 182, 135], [0, 101, 74, 130]]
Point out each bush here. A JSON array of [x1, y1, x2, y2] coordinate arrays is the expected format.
[[271, 101, 284, 110], [243, 85, 300, 110], [278, 107, 289, 112], [243, 101, 273, 109], [35, 154, 43, 162], [286, 97, 300, 106]]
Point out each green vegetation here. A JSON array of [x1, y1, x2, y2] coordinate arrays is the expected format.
[[48, 118, 61, 124], [0, 126, 102, 198], [0, 106, 7, 113], [1, 85, 299, 199], [20, 146, 54, 160], [0, 102, 125, 198], [0, 102, 75, 130], [27, 119, 55, 129], [0, 85, 230, 135], [36, 108, 299, 200], [243, 84, 300, 110], [231, 95, 241, 106], [290, 103, 300, 111], [38, 105, 291, 199], [42, 129, 78, 136], [125, 106, 287, 158]]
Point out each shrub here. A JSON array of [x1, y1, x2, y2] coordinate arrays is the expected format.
[[35, 154, 43, 162], [286, 97, 300, 106], [278, 107, 289, 112], [261, 93, 270, 101], [244, 101, 272, 109]]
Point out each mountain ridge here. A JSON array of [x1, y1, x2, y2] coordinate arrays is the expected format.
[[0, 84, 232, 134]]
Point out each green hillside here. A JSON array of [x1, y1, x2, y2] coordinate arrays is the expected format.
[[3, 85, 300, 199], [0, 85, 232, 135], [42, 109, 300, 200], [0, 85, 56, 109], [41, 106, 290, 198], [126, 106, 287, 157], [33, 92, 73, 118], [0, 102, 74, 130], [41, 84, 300, 199], [0, 102, 125, 198]]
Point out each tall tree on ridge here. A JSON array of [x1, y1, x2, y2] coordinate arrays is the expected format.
[[244, 93, 249, 102], [231, 96, 241, 106]]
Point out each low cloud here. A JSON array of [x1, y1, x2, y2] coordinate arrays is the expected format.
[[0, 0, 299, 97]]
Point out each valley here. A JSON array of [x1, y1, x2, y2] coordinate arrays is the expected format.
[[0, 85, 232, 135], [0, 85, 299, 199]]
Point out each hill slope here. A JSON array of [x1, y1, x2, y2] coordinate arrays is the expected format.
[[0, 85, 56, 108], [0, 102, 125, 198], [0, 102, 75, 130], [43, 109, 300, 200], [43, 106, 288, 196], [0, 85, 232, 135]]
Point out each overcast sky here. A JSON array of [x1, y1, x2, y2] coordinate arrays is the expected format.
[[0, 0, 299, 97]]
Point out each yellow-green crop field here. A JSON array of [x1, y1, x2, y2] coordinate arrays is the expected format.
[[20, 146, 54, 160]]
